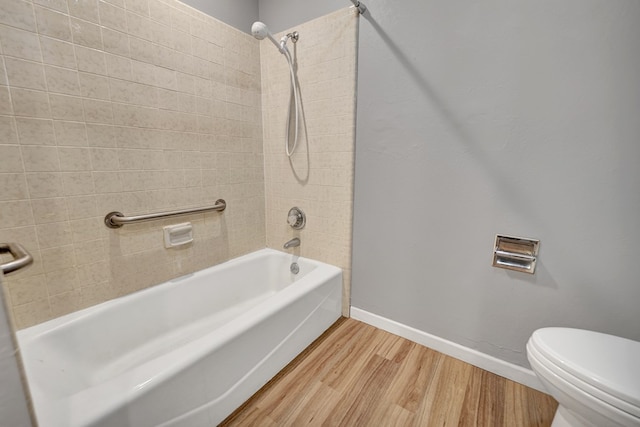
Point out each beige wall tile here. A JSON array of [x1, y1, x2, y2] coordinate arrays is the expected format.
[[262, 9, 357, 317], [125, 0, 149, 17], [74, 238, 106, 265], [0, 200, 34, 227], [15, 118, 56, 146], [0, 0, 37, 32], [40, 243, 75, 272], [31, 197, 69, 223], [0, 64, 7, 88], [44, 65, 81, 96], [48, 290, 81, 317], [26, 171, 64, 198], [40, 36, 76, 68], [36, 221, 73, 249], [58, 147, 91, 171], [103, 0, 125, 8], [79, 73, 110, 100], [11, 88, 51, 118], [156, 88, 177, 110], [109, 79, 157, 107], [154, 65, 177, 90], [0, 0, 278, 329], [75, 45, 107, 74], [46, 268, 79, 295], [67, 0, 99, 23], [69, 217, 104, 242], [21, 145, 61, 172], [90, 147, 118, 170], [105, 53, 132, 79], [7, 274, 47, 306], [128, 36, 155, 64], [130, 60, 156, 85], [112, 103, 158, 127], [61, 171, 95, 195], [99, 1, 127, 32], [0, 173, 29, 200], [171, 28, 191, 55], [65, 194, 97, 219], [85, 123, 116, 147], [35, 5, 72, 41], [171, 8, 190, 33], [148, 0, 170, 26], [150, 20, 171, 47], [126, 11, 151, 41], [12, 298, 51, 329], [70, 17, 103, 49], [83, 98, 113, 123], [0, 25, 42, 62], [54, 120, 88, 146], [93, 170, 122, 193], [33, 0, 68, 13], [0, 87, 13, 115], [102, 27, 130, 57], [0, 145, 24, 172], [49, 93, 84, 121]]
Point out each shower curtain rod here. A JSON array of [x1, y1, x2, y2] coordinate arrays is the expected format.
[[350, 0, 367, 14]]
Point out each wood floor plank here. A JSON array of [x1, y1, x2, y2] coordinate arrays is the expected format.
[[458, 365, 484, 426], [477, 369, 506, 426], [220, 318, 558, 427], [527, 385, 560, 427], [324, 354, 399, 426], [387, 343, 442, 414], [378, 404, 416, 427], [417, 356, 474, 427], [321, 322, 381, 391], [286, 381, 341, 425]]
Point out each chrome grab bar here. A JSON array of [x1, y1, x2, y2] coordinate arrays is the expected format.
[[0, 243, 34, 275], [104, 199, 226, 229]]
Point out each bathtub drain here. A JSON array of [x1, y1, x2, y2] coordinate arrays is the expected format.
[[290, 263, 299, 274]]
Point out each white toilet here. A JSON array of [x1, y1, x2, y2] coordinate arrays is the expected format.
[[527, 328, 640, 427]]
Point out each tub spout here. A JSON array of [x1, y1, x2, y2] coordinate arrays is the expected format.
[[283, 238, 300, 249]]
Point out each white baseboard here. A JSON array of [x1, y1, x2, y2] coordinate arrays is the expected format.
[[350, 307, 545, 393]]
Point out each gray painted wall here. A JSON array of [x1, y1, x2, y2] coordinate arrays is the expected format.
[[180, 0, 258, 32], [353, 0, 640, 367], [257, 0, 345, 33], [257, 0, 640, 369]]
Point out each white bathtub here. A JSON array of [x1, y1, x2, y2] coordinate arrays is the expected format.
[[17, 249, 342, 426]]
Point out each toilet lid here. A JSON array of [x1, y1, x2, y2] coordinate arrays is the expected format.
[[530, 328, 640, 410]]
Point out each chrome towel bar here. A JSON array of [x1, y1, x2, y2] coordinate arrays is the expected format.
[[104, 199, 226, 229], [0, 243, 34, 275]]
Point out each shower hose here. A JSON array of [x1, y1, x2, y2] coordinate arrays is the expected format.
[[283, 48, 300, 157]]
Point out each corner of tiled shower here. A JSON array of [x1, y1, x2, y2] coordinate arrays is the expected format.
[[0, 0, 358, 328]]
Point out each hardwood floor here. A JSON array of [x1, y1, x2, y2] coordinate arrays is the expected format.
[[220, 318, 558, 426]]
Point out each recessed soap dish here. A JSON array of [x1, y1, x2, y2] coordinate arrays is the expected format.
[[492, 234, 540, 274], [164, 222, 193, 248]]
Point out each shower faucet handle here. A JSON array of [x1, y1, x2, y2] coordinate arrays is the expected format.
[[287, 207, 305, 230]]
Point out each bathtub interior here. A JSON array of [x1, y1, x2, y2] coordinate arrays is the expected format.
[[17, 250, 321, 400]]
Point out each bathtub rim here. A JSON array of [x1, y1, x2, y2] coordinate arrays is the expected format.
[[18, 248, 339, 342]]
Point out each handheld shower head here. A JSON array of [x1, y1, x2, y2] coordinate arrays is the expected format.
[[251, 22, 301, 157], [251, 21, 285, 53], [250, 21, 269, 40]]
